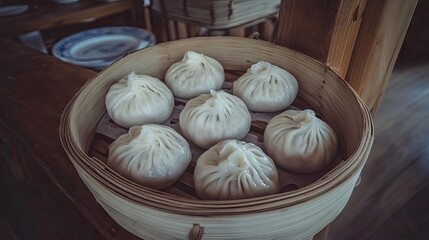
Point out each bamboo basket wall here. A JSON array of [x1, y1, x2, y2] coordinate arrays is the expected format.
[[60, 37, 374, 240]]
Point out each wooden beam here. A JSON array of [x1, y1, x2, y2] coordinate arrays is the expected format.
[[275, 0, 366, 78], [345, 0, 418, 114], [259, 18, 276, 42], [326, 0, 367, 76]]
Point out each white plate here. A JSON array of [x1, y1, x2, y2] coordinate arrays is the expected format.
[[0, 5, 29, 17], [68, 34, 140, 61], [62, 40, 151, 70], [52, 26, 155, 67]]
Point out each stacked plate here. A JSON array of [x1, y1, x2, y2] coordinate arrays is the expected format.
[[52, 26, 155, 70]]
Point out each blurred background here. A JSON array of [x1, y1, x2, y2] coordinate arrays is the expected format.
[[0, 0, 428, 239]]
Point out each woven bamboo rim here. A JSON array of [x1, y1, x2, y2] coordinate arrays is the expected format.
[[59, 37, 373, 238]]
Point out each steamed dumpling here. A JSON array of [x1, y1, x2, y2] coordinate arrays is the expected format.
[[107, 124, 192, 189], [194, 139, 279, 200], [105, 72, 174, 128], [179, 90, 251, 149], [264, 109, 338, 173], [165, 51, 224, 98], [233, 61, 298, 112]]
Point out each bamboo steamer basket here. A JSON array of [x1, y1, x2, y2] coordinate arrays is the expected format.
[[151, 0, 281, 29], [60, 37, 374, 240]]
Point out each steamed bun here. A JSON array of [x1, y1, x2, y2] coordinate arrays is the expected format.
[[165, 51, 224, 99], [194, 139, 279, 200], [105, 72, 174, 128], [179, 90, 251, 149], [107, 124, 192, 189], [233, 61, 298, 112], [264, 109, 338, 173]]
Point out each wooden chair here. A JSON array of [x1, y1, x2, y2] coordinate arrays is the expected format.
[[275, 0, 417, 116]]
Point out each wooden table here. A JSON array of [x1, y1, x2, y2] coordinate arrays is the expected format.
[[0, 0, 136, 37], [0, 0, 140, 54], [0, 39, 139, 239]]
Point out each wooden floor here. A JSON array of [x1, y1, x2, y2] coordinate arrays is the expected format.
[[329, 58, 429, 240], [0, 146, 103, 240]]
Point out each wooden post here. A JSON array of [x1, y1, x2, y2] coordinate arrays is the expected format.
[[276, 0, 417, 114], [275, 0, 367, 78], [345, 0, 418, 114]]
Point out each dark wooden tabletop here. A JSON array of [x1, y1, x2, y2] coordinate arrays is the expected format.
[[0, 39, 139, 239], [0, 0, 135, 36]]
